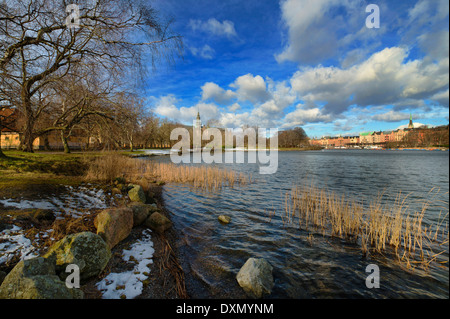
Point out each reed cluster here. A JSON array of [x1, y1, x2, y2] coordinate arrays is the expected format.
[[84, 153, 249, 190], [282, 183, 449, 270]]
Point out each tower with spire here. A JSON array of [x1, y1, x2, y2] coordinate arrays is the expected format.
[[194, 110, 202, 129], [408, 113, 414, 129]]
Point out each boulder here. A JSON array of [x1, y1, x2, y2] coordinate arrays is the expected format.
[[44, 232, 111, 283], [218, 215, 231, 224], [128, 184, 146, 203], [0, 257, 83, 299], [236, 258, 274, 298], [144, 212, 172, 234], [94, 208, 134, 249], [127, 202, 154, 227]]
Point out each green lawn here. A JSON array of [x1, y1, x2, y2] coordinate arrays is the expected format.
[[0, 150, 107, 195]]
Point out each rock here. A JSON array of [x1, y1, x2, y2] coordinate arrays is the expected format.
[[0, 257, 83, 299], [144, 212, 172, 234], [147, 203, 158, 212], [236, 258, 274, 298], [43, 232, 111, 283], [128, 184, 146, 203], [127, 202, 153, 227], [94, 208, 134, 249], [218, 215, 231, 224]]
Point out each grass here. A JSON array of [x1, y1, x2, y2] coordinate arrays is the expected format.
[[281, 182, 449, 271], [0, 150, 107, 195]]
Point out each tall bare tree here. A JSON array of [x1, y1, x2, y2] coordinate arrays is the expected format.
[[0, 0, 182, 152]]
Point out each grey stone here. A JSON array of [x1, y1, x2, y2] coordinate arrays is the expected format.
[[236, 258, 274, 298]]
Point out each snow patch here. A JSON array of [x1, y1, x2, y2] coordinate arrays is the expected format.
[[0, 225, 38, 264], [0, 186, 109, 218], [96, 229, 155, 299]]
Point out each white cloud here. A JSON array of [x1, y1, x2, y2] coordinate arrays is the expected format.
[[429, 89, 449, 108], [188, 18, 237, 38], [372, 111, 412, 122], [290, 47, 449, 114], [276, 0, 363, 64], [228, 103, 241, 112], [154, 95, 220, 124], [201, 82, 236, 104], [283, 105, 333, 128], [190, 44, 215, 60], [231, 74, 271, 103]]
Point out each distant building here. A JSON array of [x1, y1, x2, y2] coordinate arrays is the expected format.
[[0, 107, 87, 150]]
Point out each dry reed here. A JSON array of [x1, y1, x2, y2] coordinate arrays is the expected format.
[[84, 153, 250, 190], [282, 183, 449, 271]]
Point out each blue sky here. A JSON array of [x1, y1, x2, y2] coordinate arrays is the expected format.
[[143, 0, 449, 138]]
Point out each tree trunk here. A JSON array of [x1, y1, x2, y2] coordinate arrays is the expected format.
[[0, 119, 4, 157], [43, 134, 51, 151], [61, 130, 71, 153], [22, 121, 35, 153], [21, 88, 35, 153]]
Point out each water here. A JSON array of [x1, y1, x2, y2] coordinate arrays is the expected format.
[[150, 150, 449, 299]]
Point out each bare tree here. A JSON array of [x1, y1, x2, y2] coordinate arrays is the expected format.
[[0, 0, 182, 152]]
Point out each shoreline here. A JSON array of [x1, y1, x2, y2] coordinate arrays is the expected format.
[[0, 174, 188, 299]]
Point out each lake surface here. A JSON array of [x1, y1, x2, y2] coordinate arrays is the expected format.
[[150, 150, 449, 299]]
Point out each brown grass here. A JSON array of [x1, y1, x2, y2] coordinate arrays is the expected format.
[[282, 183, 449, 271], [84, 153, 250, 190]]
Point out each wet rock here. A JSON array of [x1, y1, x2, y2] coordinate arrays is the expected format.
[[44, 232, 111, 283], [144, 212, 172, 234], [0, 257, 83, 299], [128, 202, 153, 227], [236, 258, 274, 298], [94, 208, 134, 249], [218, 215, 231, 224], [128, 184, 146, 203]]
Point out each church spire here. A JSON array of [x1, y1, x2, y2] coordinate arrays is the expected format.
[[408, 113, 414, 129]]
